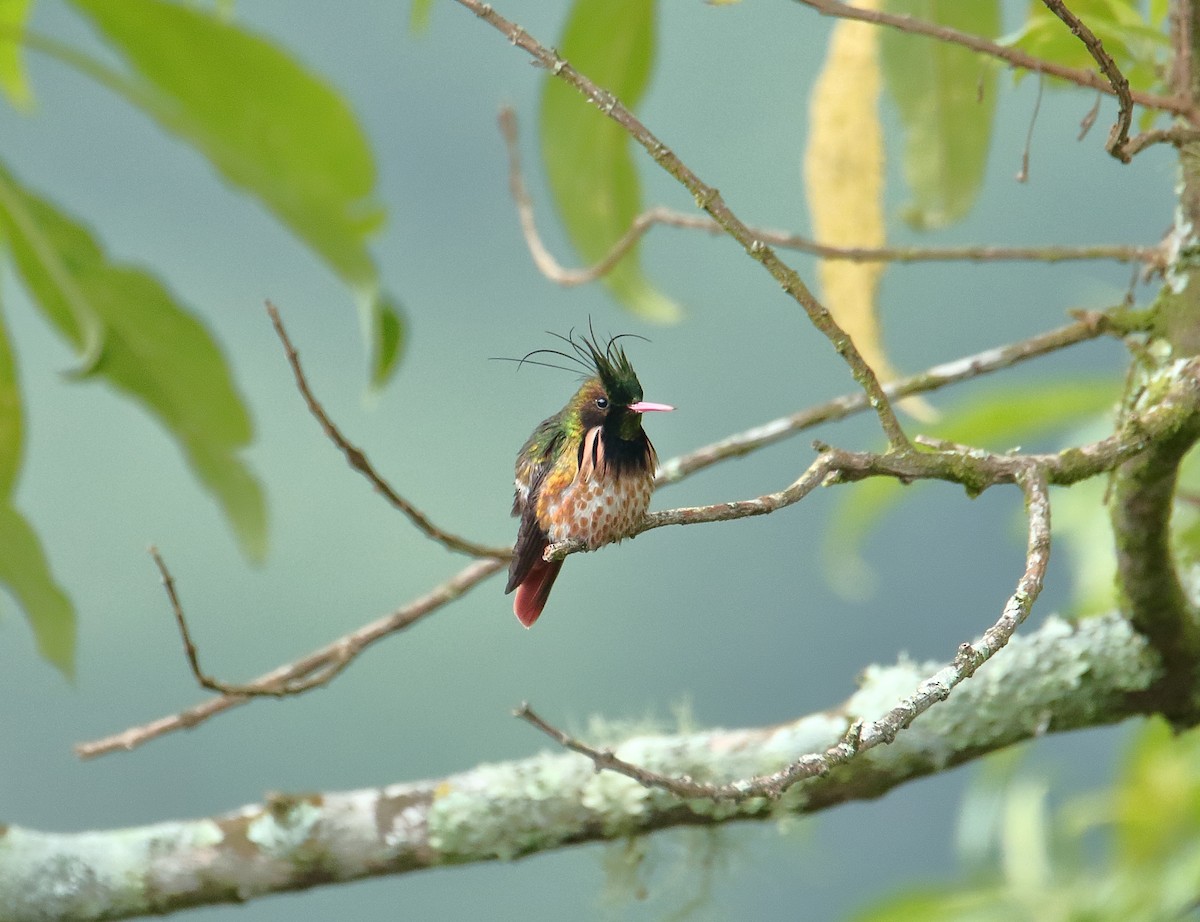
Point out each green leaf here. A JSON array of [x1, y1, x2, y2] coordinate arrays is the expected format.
[[410, 0, 435, 33], [826, 379, 1118, 594], [0, 162, 267, 562], [881, 1, 1001, 229], [0, 0, 32, 109], [0, 267, 76, 677], [853, 888, 1006, 922], [0, 291, 20, 497], [0, 162, 106, 373], [1006, 0, 1169, 96], [540, 0, 680, 322], [60, 0, 406, 384], [365, 292, 408, 390], [1113, 719, 1200, 867], [0, 503, 75, 678]]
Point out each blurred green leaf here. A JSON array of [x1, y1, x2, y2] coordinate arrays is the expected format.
[[881, 1, 1000, 229], [541, 0, 680, 322], [865, 720, 1200, 922], [826, 379, 1119, 596], [1114, 719, 1200, 869], [0, 165, 105, 372], [0, 504, 75, 678], [366, 292, 408, 390], [59, 0, 406, 384], [854, 888, 1006, 922], [0, 0, 32, 109], [0, 280, 76, 677], [1007, 0, 1169, 96], [410, 0, 434, 32], [0, 162, 267, 562], [0, 295, 20, 496]]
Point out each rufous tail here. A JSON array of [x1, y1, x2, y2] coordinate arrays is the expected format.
[[512, 558, 563, 628]]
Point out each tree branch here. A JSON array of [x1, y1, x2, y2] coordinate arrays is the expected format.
[[267, 302, 510, 560], [656, 310, 1131, 486], [1112, 359, 1200, 719], [456, 0, 913, 452], [793, 0, 1196, 120], [498, 106, 1160, 276], [74, 558, 505, 759], [1039, 0, 1135, 161], [548, 354, 1200, 563], [23, 613, 1161, 921]]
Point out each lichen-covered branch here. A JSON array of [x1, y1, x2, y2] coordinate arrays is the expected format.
[[1112, 359, 1200, 718], [7, 614, 1158, 922]]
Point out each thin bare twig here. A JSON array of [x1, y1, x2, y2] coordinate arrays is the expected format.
[[153, 546, 367, 698], [75, 557, 505, 759], [1122, 126, 1200, 158], [266, 302, 511, 560], [79, 312, 1138, 758], [656, 310, 1126, 486], [457, 0, 912, 454], [793, 0, 1195, 120], [522, 468, 1052, 801], [498, 106, 1160, 275], [1040, 0, 1134, 161], [1017, 74, 1045, 183]]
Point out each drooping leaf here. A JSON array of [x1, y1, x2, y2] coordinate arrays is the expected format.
[[825, 379, 1118, 596], [0, 504, 75, 678], [0, 164, 105, 372], [0, 162, 267, 562], [805, 1, 934, 421], [541, 0, 680, 322], [61, 0, 406, 384], [881, 1, 1000, 229], [0, 0, 32, 109]]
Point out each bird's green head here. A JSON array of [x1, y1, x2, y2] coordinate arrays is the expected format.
[[512, 325, 674, 441], [570, 330, 673, 441]]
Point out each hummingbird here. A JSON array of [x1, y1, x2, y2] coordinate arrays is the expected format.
[[505, 330, 673, 627]]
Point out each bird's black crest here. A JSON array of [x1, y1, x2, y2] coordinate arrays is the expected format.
[[496, 321, 649, 404]]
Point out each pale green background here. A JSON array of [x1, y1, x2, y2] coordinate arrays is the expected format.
[[0, 1, 1173, 919]]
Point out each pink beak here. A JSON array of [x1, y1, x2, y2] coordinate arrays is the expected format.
[[628, 401, 675, 413]]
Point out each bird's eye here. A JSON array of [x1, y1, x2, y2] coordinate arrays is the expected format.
[[595, 396, 609, 410]]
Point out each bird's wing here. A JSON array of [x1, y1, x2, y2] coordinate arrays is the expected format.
[[508, 422, 567, 593]]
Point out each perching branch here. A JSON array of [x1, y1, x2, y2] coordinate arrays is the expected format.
[[266, 302, 510, 560], [499, 107, 1162, 276], [547, 354, 1200, 563], [456, 0, 913, 453]]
